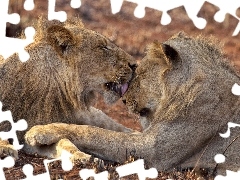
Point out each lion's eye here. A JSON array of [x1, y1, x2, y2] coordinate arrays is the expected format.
[[102, 46, 112, 51]]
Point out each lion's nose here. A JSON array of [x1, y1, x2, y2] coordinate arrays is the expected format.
[[128, 63, 137, 71], [139, 108, 151, 117]]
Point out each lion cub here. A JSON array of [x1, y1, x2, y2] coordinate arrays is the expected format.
[[0, 17, 136, 160]]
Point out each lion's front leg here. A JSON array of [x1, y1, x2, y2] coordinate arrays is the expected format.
[[25, 123, 155, 164], [24, 123, 69, 146], [24, 124, 91, 163]]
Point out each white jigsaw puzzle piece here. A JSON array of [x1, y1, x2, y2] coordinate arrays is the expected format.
[[215, 154, 226, 164], [49, 0, 82, 21], [214, 85, 240, 179], [0, 102, 28, 150], [0, 0, 35, 62], [48, 0, 67, 22], [116, 159, 158, 180], [219, 122, 240, 138], [70, 0, 81, 9], [21, 150, 73, 180], [232, 83, 240, 96], [110, 0, 240, 35], [110, 0, 206, 28], [24, 0, 35, 11], [79, 169, 108, 180], [215, 170, 240, 180], [48, 0, 82, 22]]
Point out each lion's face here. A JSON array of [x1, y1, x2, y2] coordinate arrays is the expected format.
[[76, 29, 136, 104], [44, 19, 136, 106], [123, 41, 179, 123], [123, 56, 162, 121]]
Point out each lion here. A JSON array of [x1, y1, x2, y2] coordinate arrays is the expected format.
[[0, 17, 136, 160], [25, 32, 240, 174]]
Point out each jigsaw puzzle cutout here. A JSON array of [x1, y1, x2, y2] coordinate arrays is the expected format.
[[0, 0, 240, 179], [22, 150, 73, 180], [110, 0, 240, 35], [116, 159, 158, 180], [0, 0, 35, 62], [219, 122, 240, 138], [0, 102, 28, 150], [213, 84, 240, 180], [215, 171, 240, 180], [79, 159, 158, 180], [0, 0, 81, 62], [47, 0, 82, 22], [24, 0, 35, 11], [207, 0, 240, 36], [232, 83, 240, 96], [79, 169, 108, 180]]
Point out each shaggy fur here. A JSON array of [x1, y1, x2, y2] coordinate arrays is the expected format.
[[25, 32, 240, 174], [0, 17, 136, 159]]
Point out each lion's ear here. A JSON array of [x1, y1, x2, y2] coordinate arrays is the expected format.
[[47, 25, 75, 56], [161, 44, 178, 63], [147, 41, 179, 68]]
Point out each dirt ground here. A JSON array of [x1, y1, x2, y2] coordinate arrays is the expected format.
[[3, 0, 240, 179]]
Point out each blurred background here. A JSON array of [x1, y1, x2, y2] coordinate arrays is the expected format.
[[4, 0, 240, 179]]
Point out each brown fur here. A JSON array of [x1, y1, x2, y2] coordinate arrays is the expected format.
[[0, 17, 136, 159], [25, 32, 240, 174]]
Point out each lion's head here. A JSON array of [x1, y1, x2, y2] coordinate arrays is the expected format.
[[123, 32, 239, 129], [0, 17, 136, 122]]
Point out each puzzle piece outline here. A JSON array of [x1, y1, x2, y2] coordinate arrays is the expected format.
[[213, 84, 240, 180], [0, 0, 35, 62], [110, 0, 240, 35], [79, 159, 158, 180], [0, 0, 81, 62], [21, 150, 73, 180], [0, 102, 28, 150], [1, 0, 240, 179]]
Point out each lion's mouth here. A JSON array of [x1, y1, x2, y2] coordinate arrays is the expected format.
[[105, 82, 129, 97]]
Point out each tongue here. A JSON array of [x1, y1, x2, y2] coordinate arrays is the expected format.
[[120, 83, 129, 96]]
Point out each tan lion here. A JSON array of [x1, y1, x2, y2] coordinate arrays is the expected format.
[[0, 17, 136, 160], [25, 32, 240, 174]]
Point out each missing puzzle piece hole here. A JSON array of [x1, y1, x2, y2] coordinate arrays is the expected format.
[[232, 83, 240, 96], [22, 164, 34, 177], [70, 0, 81, 9], [0, 156, 15, 168], [15, 119, 28, 131], [214, 154, 226, 164], [24, 0, 34, 11], [8, 13, 20, 25], [134, 5, 145, 18], [161, 12, 171, 25], [110, 0, 123, 14], [214, 10, 226, 23]]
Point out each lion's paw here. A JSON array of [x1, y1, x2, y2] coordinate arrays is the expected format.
[[25, 125, 66, 146], [71, 151, 92, 163], [56, 138, 92, 164], [0, 143, 18, 159]]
